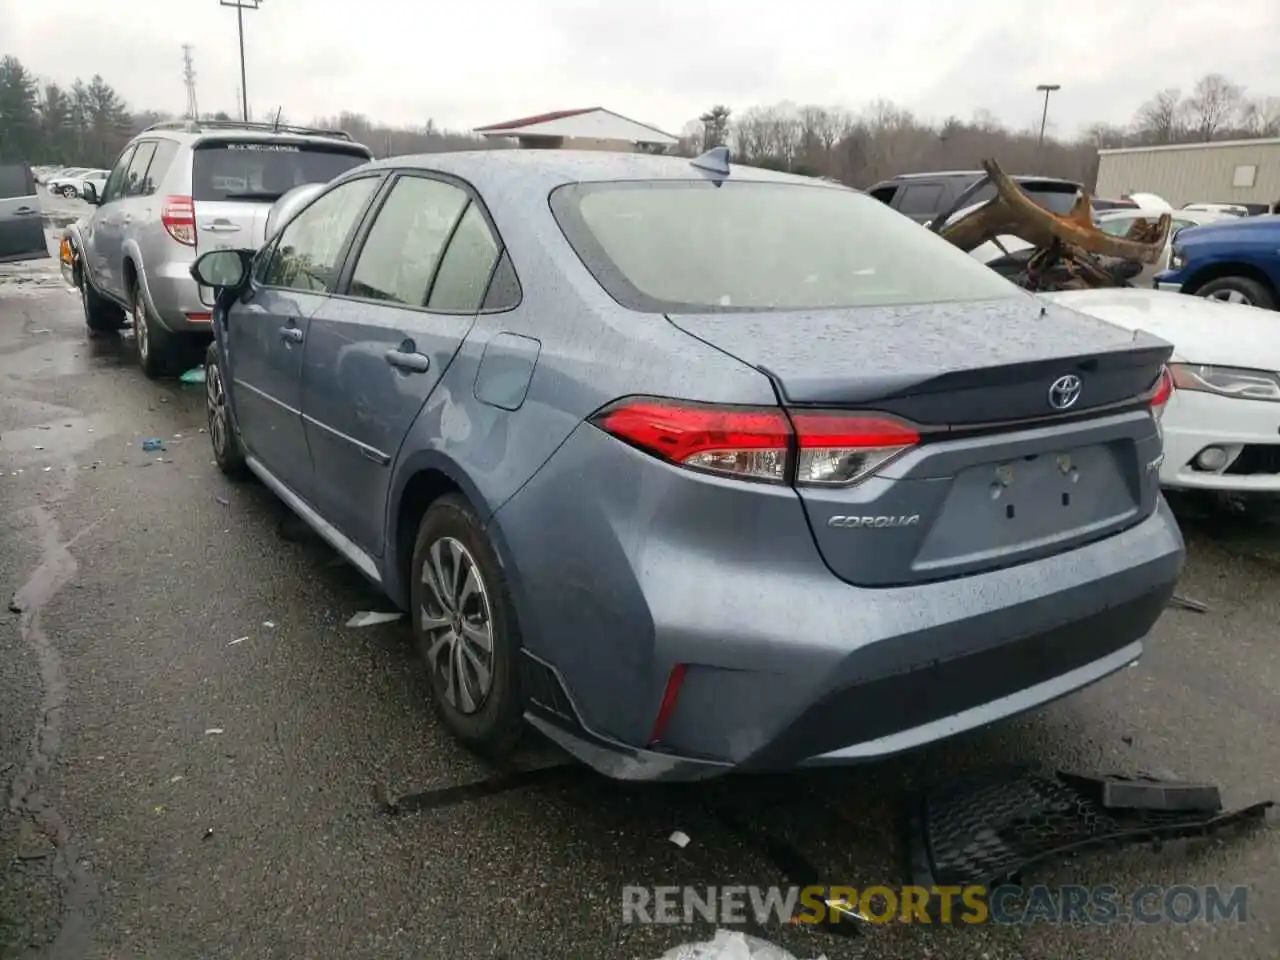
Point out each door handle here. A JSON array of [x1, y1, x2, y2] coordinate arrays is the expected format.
[[279, 325, 304, 343], [14, 207, 38, 216], [203, 223, 240, 233], [384, 349, 430, 373]]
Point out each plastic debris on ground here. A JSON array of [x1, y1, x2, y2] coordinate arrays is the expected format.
[[346, 611, 403, 627], [669, 830, 691, 848], [180, 367, 206, 384], [655, 930, 827, 960], [141, 438, 165, 452]]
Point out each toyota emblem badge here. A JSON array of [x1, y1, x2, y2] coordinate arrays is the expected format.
[[1047, 374, 1083, 411]]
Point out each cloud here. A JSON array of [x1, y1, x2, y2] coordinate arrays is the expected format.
[[1, 0, 1275, 137]]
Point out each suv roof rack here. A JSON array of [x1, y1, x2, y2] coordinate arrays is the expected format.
[[142, 118, 353, 141]]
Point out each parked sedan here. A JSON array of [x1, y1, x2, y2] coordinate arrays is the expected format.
[[44, 167, 95, 198], [1043, 287, 1280, 494], [189, 149, 1183, 781]]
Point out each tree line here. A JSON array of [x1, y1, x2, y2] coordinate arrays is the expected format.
[[2, 52, 1276, 192], [677, 74, 1280, 190]]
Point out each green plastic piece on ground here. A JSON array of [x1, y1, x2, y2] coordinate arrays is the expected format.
[[180, 367, 206, 384]]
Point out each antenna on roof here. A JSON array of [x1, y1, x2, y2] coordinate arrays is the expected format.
[[690, 146, 731, 180]]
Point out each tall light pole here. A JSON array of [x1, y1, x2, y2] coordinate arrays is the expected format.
[[220, 0, 262, 122], [1036, 83, 1061, 147]]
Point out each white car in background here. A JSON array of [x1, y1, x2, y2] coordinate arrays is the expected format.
[[78, 170, 108, 201], [44, 168, 95, 198], [1042, 287, 1280, 493]]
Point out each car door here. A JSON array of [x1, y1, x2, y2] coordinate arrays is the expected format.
[[301, 173, 501, 555], [0, 163, 48, 263], [225, 174, 382, 502], [84, 145, 137, 295]]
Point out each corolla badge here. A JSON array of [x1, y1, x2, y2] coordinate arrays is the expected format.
[[827, 515, 920, 529], [1047, 374, 1083, 411]]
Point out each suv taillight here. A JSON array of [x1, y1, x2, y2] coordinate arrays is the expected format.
[[590, 398, 920, 487], [161, 195, 196, 246]]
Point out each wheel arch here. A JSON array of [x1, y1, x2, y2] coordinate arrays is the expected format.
[[1184, 261, 1279, 300]]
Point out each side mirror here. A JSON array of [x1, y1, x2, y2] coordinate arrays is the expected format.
[[191, 249, 252, 308], [191, 249, 250, 289], [82, 183, 99, 205]]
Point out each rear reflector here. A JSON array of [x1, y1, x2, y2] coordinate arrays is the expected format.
[[161, 195, 196, 246], [184, 312, 212, 323], [648, 663, 687, 747], [590, 397, 920, 486]]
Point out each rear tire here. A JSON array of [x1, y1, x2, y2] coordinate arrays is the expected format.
[[79, 266, 125, 333], [410, 494, 525, 757], [205, 341, 249, 480], [1195, 276, 1276, 310], [131, 279, 174, 379]]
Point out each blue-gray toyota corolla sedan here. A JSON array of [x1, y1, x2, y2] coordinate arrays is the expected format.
[[191, 148, 1185, 781]]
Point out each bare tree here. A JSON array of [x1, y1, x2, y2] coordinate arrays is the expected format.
[[698, 105, 732, 149], [1239, 95, 1280, 137], [1132, 89, 1183, 144], [1182, 73, 1244, 141]]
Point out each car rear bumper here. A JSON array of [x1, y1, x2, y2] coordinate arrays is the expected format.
[[493, 423, 1185, 782], [1160, 389, 1280, 491], [141, 255, 212, 333]]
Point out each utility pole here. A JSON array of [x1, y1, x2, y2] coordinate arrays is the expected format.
[[1036, 83, 1061, 147], [219, 0, 262, 122], [182, 44, 199, 120]]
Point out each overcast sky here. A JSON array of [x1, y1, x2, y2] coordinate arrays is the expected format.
[[2, 0, 1276, 137]]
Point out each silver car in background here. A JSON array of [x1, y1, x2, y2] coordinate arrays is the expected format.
[[61, 119, 373, 377]]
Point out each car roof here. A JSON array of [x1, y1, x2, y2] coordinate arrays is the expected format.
[[362, 149, 842, 194]]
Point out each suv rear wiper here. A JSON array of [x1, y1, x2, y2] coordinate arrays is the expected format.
[[221, 191, 284, 201]]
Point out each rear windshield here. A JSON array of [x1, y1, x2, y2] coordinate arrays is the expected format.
[[550, 180, 1021, 313], [192, 142, 371, 202], [968, 180, 1081, 215]]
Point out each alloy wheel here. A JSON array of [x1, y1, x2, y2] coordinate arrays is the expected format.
[[420, 537, 495, 714], [133, 296, 149, 363], [206, 359, 227, 457], [1207, 289, 1252, 306]]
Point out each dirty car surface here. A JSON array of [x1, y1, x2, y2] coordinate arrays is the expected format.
[[196, 149, 1184, 782]]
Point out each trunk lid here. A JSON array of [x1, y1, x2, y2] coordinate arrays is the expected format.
[[666, 297, 1172, 587]]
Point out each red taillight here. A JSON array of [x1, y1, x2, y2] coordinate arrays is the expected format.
[[161, 195, 196, 246], [648, 663, 687, 747], [591, 398, 919, 486], [1151, 366, 1174, 420]]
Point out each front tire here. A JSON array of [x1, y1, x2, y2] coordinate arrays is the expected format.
[[205, 341, 249, 479], [1196, 276, 1277, 310], [131, 280, 173, 379], [410, 495, 525, 756]]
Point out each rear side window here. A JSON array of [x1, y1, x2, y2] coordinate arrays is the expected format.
[[143, 140, 180, 195], [895, 182, 944, 216], [122, 142, 157, 198], [427, 204, 501, 312], [191, 142, 371, 202], [868, 185, 898, 205], [960, 181, 1080, 216], [551, 180, 1020, 313], [348, 176, 469, 307], [0, 164, 34, 199]]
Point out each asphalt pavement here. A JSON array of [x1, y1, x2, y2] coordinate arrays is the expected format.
[[1, 238, 1278, 960]]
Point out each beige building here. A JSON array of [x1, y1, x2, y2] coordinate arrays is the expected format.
[[1095, 138, 1280, 209], [474, 107, 678, 153]]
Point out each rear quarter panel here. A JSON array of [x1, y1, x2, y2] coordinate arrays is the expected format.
[[383, 173, 777, 599]]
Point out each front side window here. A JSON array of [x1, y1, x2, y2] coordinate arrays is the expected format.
[[0, 164, 33, 199], [896, 182, 944, 216], [551, 180, 1023, 313], [260, 177, 379, 293], [348, 176, 469, 307]]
